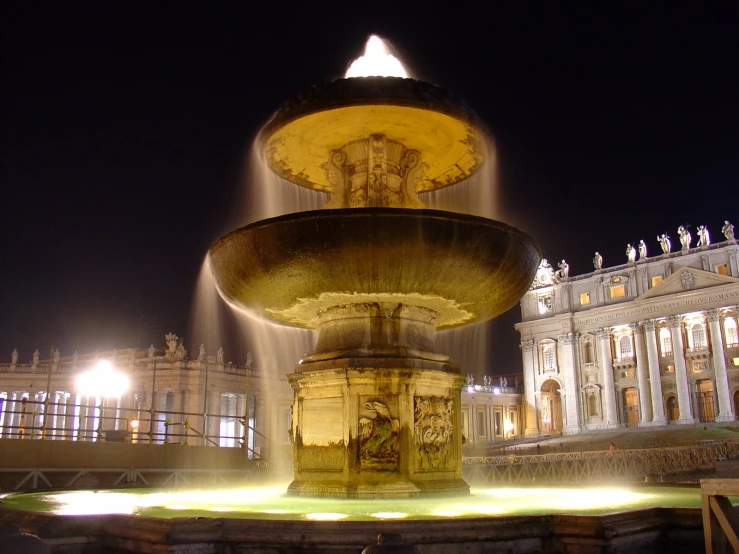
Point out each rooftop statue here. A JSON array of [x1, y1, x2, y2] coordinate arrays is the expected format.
[[723, 220, 735, 241], [11, 349, 18, 364], [32, 350, 40, 364], [593, 252, 603, 270], [678, 225, 691, 250], [217, 347, 224, 364], [626, 244, 636, 264], [198, 344, 206, 361], [557, 259, 569, 279], [697, 225, 710, 247], [658, 233, 671, 254], [638, 240, 647, 259]]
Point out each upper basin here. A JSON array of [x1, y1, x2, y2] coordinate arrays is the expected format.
[[209, 208, 540, 330], [257, 77, 491, 193]]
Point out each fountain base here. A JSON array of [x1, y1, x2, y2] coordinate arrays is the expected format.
[[288, 356, 468, 498]]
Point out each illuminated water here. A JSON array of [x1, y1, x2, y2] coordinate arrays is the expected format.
[[0, 485, 721, 521]]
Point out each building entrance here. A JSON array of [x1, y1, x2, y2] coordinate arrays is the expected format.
[[622, 388, 639, 427], [540, 380, 562, 434]]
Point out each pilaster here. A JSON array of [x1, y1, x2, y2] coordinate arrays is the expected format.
[[558, 333, 581, 434], [595, 328, 619, 427], [630, 322, 653, 424]]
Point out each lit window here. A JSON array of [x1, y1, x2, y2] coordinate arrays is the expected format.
[[660, 327, 673, 357], [543, 344, 556, 370], [580, 292, 591, 305], [725, 318, 738, 347], [609, 285, 625, 299], [619, 335, 633, 359], [716, 263, 729, 276], [651, 276, 663, 287], [691, 323, 707, 349], [664, 365, 675, 373], [733, 358, 739, 367], [538, 295, 552, 315]]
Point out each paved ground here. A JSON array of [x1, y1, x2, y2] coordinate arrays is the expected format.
[[465, 423, 739, 483]]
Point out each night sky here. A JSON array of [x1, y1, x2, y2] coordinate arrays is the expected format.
[[3, 4, 737, 375]]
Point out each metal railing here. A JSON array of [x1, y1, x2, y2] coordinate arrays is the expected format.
[[462, 439, 739, 485]]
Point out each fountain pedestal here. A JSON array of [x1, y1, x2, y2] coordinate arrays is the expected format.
[[289, 364, 467, 498]]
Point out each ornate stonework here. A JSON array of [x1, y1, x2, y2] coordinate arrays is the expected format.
[[642, 319, 656, 333], [680, 271, 695, 291], [414, 396, 453, 470], [595, 328, 611, 341], [707, 308, 721, 323], [358, 399, 400, 471], [520, 339, 534, 352], [668, 315, 683, 328]]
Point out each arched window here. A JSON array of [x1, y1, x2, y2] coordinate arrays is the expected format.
[[660, 327, 672, 357], [619, 335, 633, 360], [691, 323, 707, 349], [725, 318, 738, 347], [543, 344, 556, 370]]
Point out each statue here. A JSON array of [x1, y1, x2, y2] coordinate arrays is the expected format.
[[499, 376, 504, 387], [217, 347, 225, 364], [678, 225, 691, 250], [148, 345, 155, 359], [246, 351, 253, 368], [32, 350, 40, 364], [696, 225, 710, 247], [73, 350, 79, 363], [638, 240, 647, 259], [722, 220, 735, 241], [502, 376, 507, 387], [626, 244, 636, 263], [11, 349, 18, 364], [53, 349, 60, 363], [165, 332, 178, 357], [557, 259, 569, 279], [593, 252, 603, 270], [658, 233, 671, 254], [198, 344, 206, 361], [174, 341, 186, 360]]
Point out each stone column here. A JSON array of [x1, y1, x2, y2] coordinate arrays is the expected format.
[[708, 309, 734, 421], [4, 392, 19, 438], [630, 322, 653, 424], [64, 395, 77, 440], [643, 320, 666, 424], [520, 340, 539, 436], [669, 315, 696, 424], [558, 333, 581, 434], [206, 390, 221, 446], [595, 328, 618, 427]]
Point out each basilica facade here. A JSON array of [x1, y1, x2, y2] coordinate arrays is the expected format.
[[516, 227, 739, 436]]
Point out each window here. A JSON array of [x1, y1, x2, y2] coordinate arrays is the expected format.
[[477, 411, 486, 436], [538, 294, 553, 314], [543, 344, 556, 370], [580, 292, 591, 305], [664, 364, 675, 373], [609, 285, 625, 299], [725, 318, 738, 347], [619, 335, 633, 359], [660, 327, 673, 357], [691, 323, 707, 349], [494, 411, 502, 437], [716, 263, 729, 276], [651, 276, 663, 287], [587, 393, 599, 417]]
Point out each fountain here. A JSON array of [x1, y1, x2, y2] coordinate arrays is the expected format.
[[0, 37, 720, 553], [208, 39, 540, 498]]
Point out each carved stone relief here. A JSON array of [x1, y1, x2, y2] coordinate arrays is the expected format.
[[358, 398, 400, 471], [414, 396, 454, 470]]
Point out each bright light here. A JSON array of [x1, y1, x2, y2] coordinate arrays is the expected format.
[[345, 35, 408, 78], [493, 387, 501, 395], [75, 360, 129, 398], [371, 512, 408, 519], [305, 512, 349, 521]]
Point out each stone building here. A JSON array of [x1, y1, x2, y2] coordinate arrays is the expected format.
[[0, 333, 294, 459], [516, 224, 739, 436]]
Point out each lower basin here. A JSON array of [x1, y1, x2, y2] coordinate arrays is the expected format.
[[0, 483, 726, 520]]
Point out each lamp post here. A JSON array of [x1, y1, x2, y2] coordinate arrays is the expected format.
[[75, 360, 130, 441]]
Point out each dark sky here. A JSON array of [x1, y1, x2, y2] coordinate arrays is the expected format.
[[3, 4, 738, 375]]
